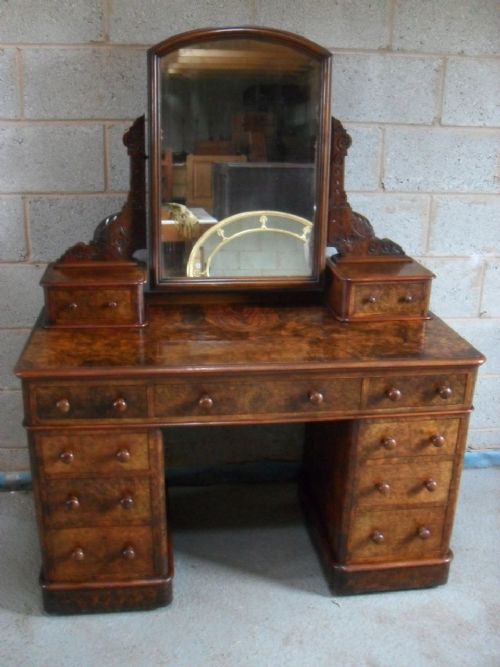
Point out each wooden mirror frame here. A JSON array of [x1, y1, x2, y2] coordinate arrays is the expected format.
[[148, 27, 332, 292]]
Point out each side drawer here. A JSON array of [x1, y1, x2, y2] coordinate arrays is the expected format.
[[153, 376, 362, 421], [44, 526, 156, 582], [46, 287, 139, 326], [32, 383, 148, 422], [355, 459, 453, 508], [34, 431, 151, 476], [42, 477, 152, 528], [364, 373, 468, 411], [357, 417, 461, 460], [350, 281, 429, 319], [346, 507, 446, 564]]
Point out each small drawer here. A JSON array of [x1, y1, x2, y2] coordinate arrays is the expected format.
[[44, 526, 156, 582], [43, 477, 152, 528], [326, 258, 434, 322], [347, 507, 446, 564], [34, 431, 150, 476], [40, 263, 147, 329], [33, 384, 148, 422], [46, 288, 139, 326], [351, 281, 428, 319], [357, 417, 461, 460], [153, 376, 362, 421], [355, 459, 453, 508], [364, 373, 468, 411]]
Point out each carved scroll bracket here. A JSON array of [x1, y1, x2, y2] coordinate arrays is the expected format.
[[57, 116, 147, 264], [327, 117, 405, 259]]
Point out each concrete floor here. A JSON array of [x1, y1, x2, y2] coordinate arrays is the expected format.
[[0, 468, 498, 667]]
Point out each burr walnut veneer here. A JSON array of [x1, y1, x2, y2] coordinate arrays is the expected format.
[[16, 303, 483, 613], [14, 27, 484, 614]]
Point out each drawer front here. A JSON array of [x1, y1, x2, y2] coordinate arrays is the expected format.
[[351, 281, 428, 319], [35, 431, 150, 475], [358, 417, 461, 460], [347, 507, 446, 564], [43, 477, 152, 528], [33, 384, 148, 422], [364, 373, 468, 410], [44, 526, 155, 582], [47, 288, 138, 325], [355, 459, 453, 507], [153, 377, 362, 420]]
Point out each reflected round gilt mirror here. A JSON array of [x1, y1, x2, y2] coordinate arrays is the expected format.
[[149, 27, 332, 289]]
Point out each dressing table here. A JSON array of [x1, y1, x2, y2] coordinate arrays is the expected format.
[[15, 27, 484, 614]]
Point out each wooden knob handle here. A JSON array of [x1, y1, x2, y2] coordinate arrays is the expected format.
[[366, 295, 377, 304], [437, 385, 453, 399], [55, 398, 71, 414], [386, 387, 403, 402], [65, 495, 80, 511], [112, 397, 128, 413], [424, 479, 438, 492], [122, 545, 136, 560], [418, 526, 432, 540], [431, 434, 446, 448], [371, 531, 385, 544], [375, 482, 391, 495], [67, 302, 78, 311], [382, 437, 397, 451], [107, 301, 118, 309], [120, 494, 134, 510], [115, 448, 131, 463], [402, 294, 414, 303], [71, 547, 85, 561], [59, 450, 74, 464], [308, 390, 324, 405], [198, 395, 214, 410]]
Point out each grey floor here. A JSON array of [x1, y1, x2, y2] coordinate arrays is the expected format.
[[0, 469, 498, 667]]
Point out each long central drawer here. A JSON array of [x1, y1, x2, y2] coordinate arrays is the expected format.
[[153, 377, 362, 421]]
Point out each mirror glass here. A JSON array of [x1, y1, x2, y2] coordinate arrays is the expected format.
[[155, 36, 324, 282]]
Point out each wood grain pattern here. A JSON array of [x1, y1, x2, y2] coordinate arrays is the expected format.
[[346, 507, 446, 564], [354, 459, 453, 507], [15, 304, 484, 378], [326, 258, 434, 322], [42, 477, 152, 528], [357, 417, 460, 461], [34, 430, 150, 475], [44, 526, 156, 582]]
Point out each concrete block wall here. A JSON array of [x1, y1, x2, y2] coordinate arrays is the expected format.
[[0, 0, 499, 471]]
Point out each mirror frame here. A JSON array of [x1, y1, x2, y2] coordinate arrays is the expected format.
[[148, 27, 332, 292]]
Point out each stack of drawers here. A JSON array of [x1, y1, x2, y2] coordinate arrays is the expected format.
[[347, 415, 463, 567], [29, 429, 170, 613], [303, 368, 474, 594]]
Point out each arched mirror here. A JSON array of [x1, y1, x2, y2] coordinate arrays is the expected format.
[[149, 27, 331, 289]]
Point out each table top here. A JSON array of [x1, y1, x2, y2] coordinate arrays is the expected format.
[[16, 303, 485, 379]]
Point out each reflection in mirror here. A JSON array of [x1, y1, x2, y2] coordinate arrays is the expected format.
[[158, 37, 322, 280]]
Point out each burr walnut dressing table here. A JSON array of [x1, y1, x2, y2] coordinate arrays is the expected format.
[[15, 27, 484, 614]]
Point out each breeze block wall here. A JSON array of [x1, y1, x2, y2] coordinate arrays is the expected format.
[[0, 0, 499, 472]]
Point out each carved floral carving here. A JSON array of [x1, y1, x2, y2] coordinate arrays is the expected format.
[[327, 118, 405, 258], [57, 117, 147, 264]]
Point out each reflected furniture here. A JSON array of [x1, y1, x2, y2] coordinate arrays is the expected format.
[[15, 27, 483, 614]]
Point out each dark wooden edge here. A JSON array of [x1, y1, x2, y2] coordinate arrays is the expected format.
[[147, 26, 332, 60], [149, 26, 332, 292], [327, 557, 451, 595], [41, 575, 173, 615], [299, 480, 451, 596]]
